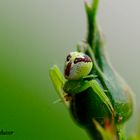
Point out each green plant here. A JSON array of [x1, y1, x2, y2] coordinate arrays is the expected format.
[[49, 0, 135, 139]]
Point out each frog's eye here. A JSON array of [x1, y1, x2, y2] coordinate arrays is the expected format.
[[74, 58, 79, 64], [66, 54, 71, 62]]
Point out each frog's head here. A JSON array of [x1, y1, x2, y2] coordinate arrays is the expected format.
[[64, 52, 93, 80]]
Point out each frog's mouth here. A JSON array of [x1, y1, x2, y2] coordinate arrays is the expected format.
[[74, 55, 92, 64]]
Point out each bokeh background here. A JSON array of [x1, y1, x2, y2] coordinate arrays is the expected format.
[[0, 0, 140, 139]]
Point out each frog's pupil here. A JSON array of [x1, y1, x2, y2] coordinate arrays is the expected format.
[[74, 58, 78, 64], [66, 54, 71, 61]]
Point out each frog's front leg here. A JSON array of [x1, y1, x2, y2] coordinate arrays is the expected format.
[[63, 77, 115, 140], [89, 80, 114, 116], [63, 78, 114, 117], [49, 65, 70, 107]]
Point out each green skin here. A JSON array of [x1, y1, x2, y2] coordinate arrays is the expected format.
[[63, 51, 114, 125], [50, 48, 133, 140], [49, 0, 134, 139]]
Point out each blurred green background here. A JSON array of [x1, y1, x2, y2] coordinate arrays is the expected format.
[[0, 0, 140, 139]]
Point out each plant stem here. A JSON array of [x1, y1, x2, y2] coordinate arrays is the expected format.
[[85, 0, 99, 47]]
